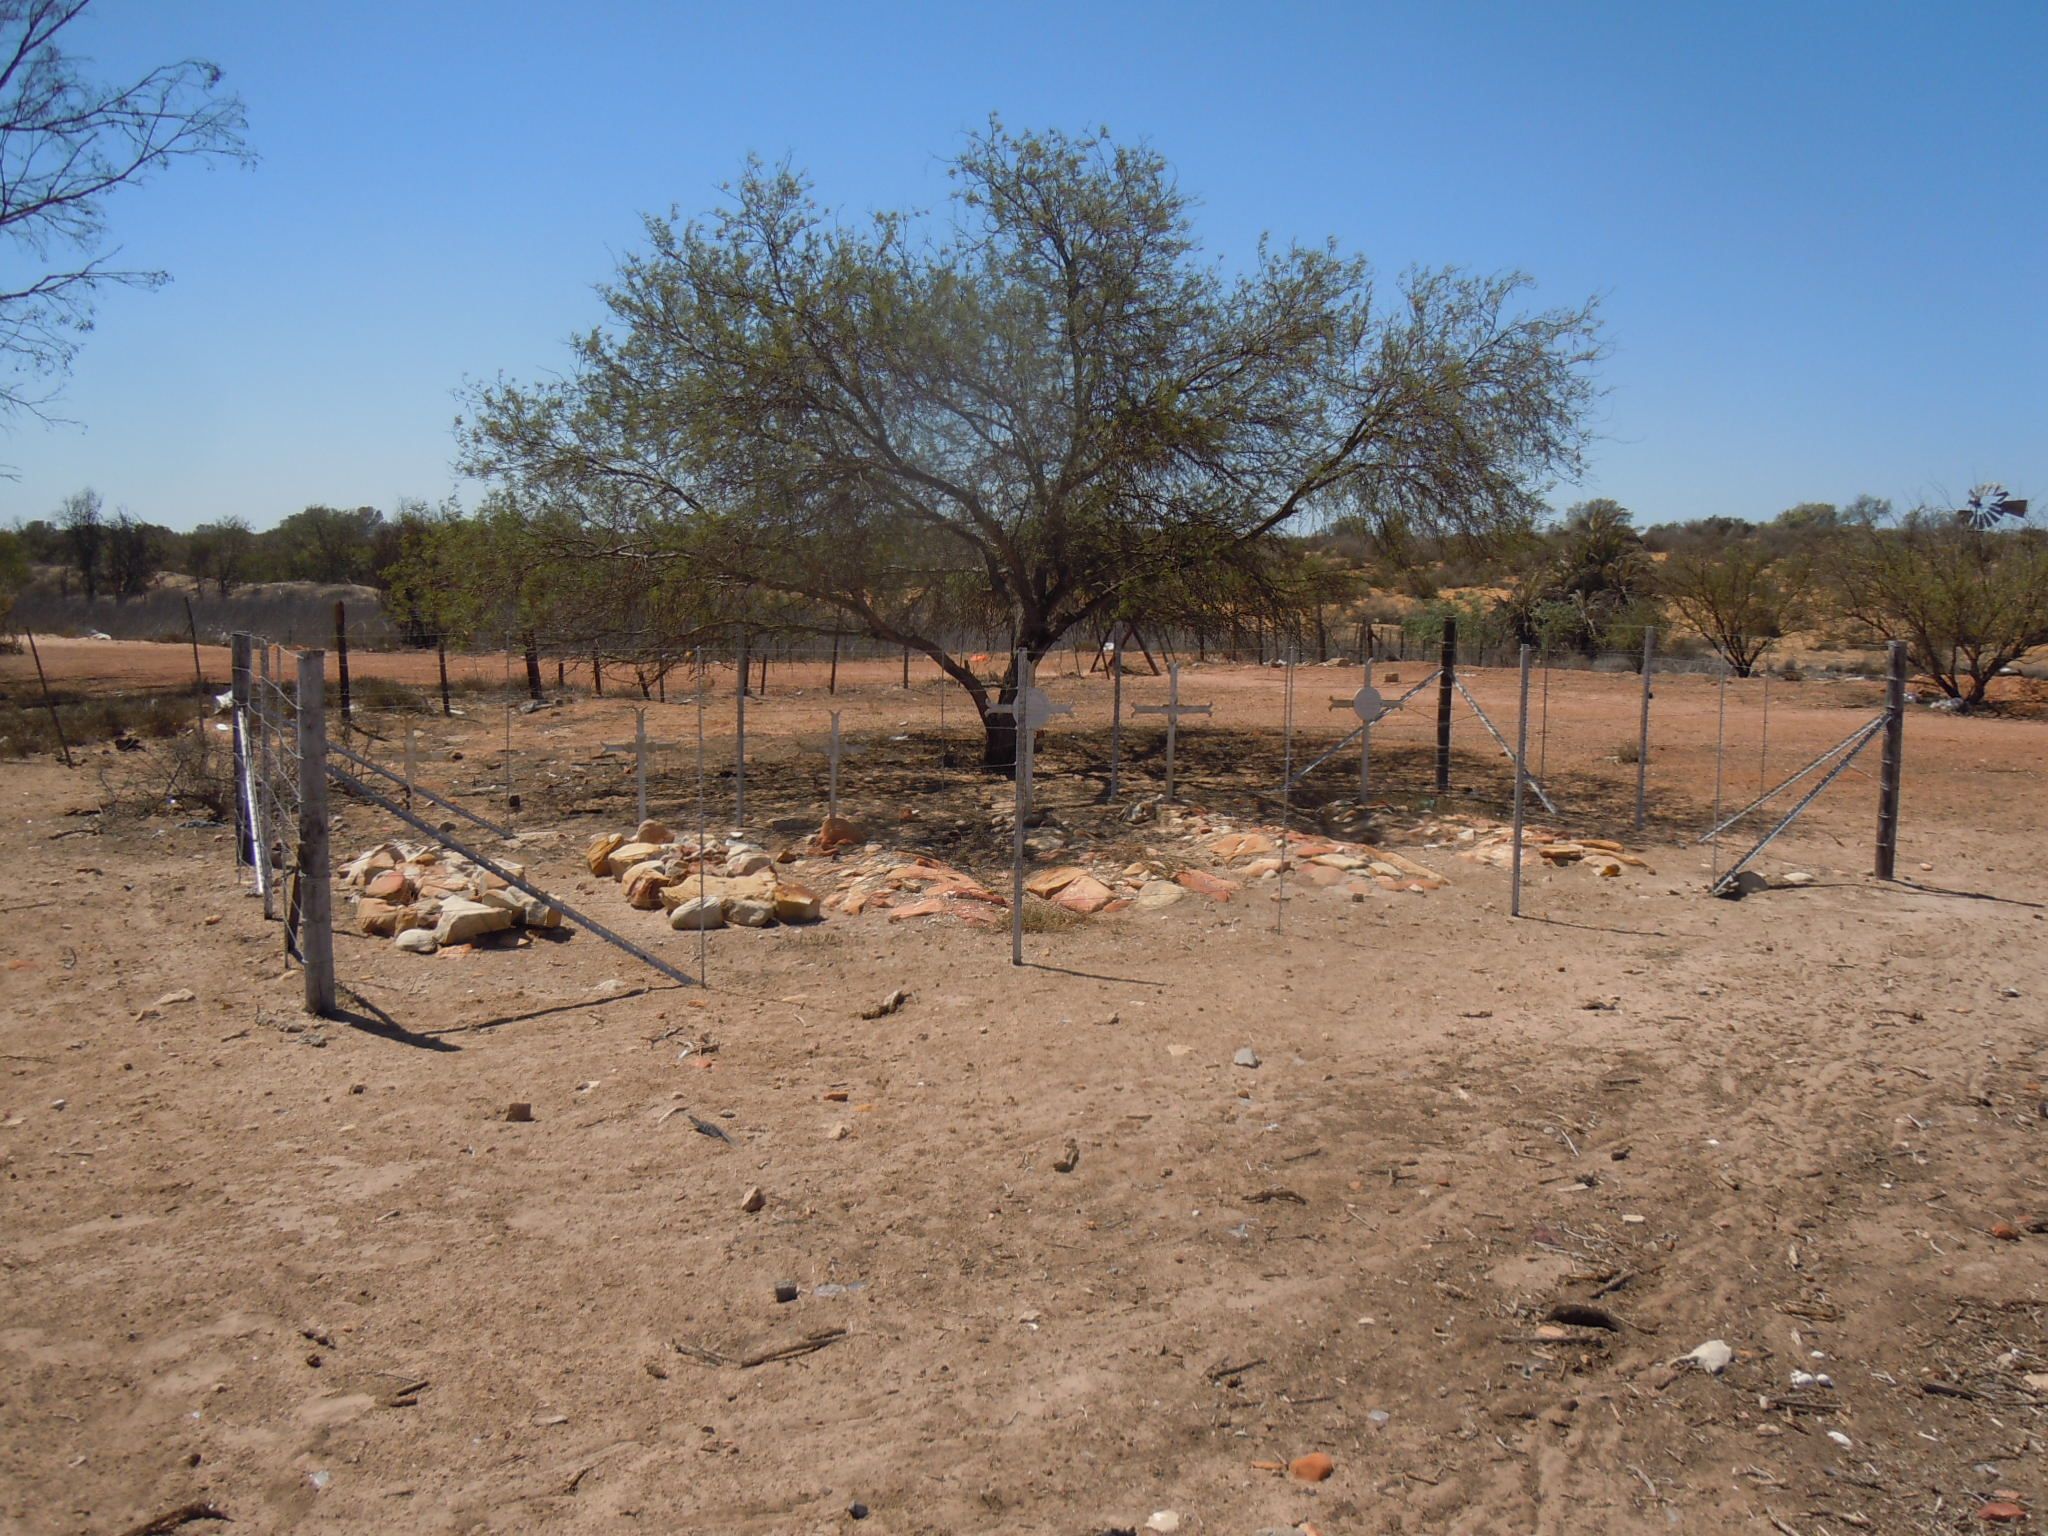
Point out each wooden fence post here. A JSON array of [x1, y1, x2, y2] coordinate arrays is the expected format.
[[297, 650, 336, 1017], [1874, 640, 1907, 880]]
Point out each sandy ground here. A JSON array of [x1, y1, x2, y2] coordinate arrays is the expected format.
[[2, 642, 2045, 1535]]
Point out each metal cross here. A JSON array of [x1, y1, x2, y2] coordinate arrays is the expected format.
[[601, 707, 679, 827], [1328, 658, 1382, 804], [1132, 661, 1212, 803], [986, 651, 1073, 965]]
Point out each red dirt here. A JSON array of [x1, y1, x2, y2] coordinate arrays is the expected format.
[[2, 640, 2043, 1534]]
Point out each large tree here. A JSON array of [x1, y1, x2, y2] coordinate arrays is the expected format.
[[464, 124, 1602, 765], [0, 0, 250, 426], [1660, 540, 1807, 676]]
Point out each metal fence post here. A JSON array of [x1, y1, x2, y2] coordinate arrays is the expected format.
[[1634, 626, 1656, 833], [1874, 640, 1907, 880], [297, 650, 336, 1017], [1435, 617, 1456, 793], [1511, 644, 1532, 917], [231, 633, 253, 869]]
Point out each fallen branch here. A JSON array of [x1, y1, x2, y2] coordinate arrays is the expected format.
[[118, 1503, 230, 1536]]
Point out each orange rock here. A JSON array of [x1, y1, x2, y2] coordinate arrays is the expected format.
[[1979, 1502, 2028, 1523], [1289, 1451, 1335, 1482], [1024, 866, 1086, 898], [585, 832, 626, 877], [816, 815, 863, 851], [887, 897, 946, 922], [1174, 869, 1238, 901], [1990, 1222, 2021, 1241], [1050, 874, 1115, 914], [364, 868, 413, 902]]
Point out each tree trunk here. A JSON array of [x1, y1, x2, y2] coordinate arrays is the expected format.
[[523, 636, 543, 700]]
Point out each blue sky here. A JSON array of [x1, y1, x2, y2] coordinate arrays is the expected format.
[[4, 1, 2043, 532]]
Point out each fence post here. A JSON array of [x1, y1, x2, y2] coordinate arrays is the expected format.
[[1874, 640, 1907, 880], [296, 650, 336, 1017], [231, 633, 253, 869], [1511, 644, 1532, 918], [185, 596, 205, 688], [1435, 617, 1456, 794], [1106, 644, 1122, 801], [333, 601, 351, 729], [1634, 626, 1657, 833]]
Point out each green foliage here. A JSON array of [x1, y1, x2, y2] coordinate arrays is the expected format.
[[1822, 504, 2048, 706], [1490, 499, 1659, 658], [460, 122, 1602, 759], [1659, 537, 1807, 675]]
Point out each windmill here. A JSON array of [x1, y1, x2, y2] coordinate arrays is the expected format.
[[1955, 483, 2028, 530]]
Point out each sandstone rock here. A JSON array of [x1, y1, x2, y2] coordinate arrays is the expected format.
[[668, 896, 726, 931], [726, 850, 773, 877], [1210, 831, 1276, 863], [1174, 868, 1237, 901], [727, 897, 775, 927], [1135, 880, 1185, 910], [356, 897, 402, 936], [585, 832, 626, 877], [1024, 866, 1086, 898], [622, 861, 676, 910], [394, 927, 437, 954], [633, 819, 673, 845], [1050, 873, 1115, 914], [436, 897, 516, 946], [741, 1185, 766, 1213], [1587, 857, 1623, 878], [364, 868, 413, 902], [345, 844, 402, 887], [724, 871, 778, 905], [816, 814, 863, 851], [773, 882, 822, 923], [607, 841, 663, 878]]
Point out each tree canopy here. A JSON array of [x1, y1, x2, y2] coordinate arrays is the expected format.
[[1, 0, 251, 428], [462, 123, 1603, 762]]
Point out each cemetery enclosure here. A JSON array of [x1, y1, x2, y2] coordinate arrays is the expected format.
[[1, 639, 2045, 1534]]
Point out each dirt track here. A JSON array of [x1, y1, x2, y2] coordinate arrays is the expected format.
[[1, 641, 2043, 1534]]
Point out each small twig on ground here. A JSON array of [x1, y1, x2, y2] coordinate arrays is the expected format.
[[1208, 1358, 1266, 1381], [117, 1503, 231, 1536]]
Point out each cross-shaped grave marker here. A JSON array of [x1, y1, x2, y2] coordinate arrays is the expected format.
[[1328, 658, 1382, 803], [1132, 661, 1212, 804], [986, 650, 1074, 965], [601, 707, 679, 827]]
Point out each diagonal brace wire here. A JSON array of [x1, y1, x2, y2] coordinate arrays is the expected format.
[[329, 739, 512, 840], [1708, 720, 1884, 896], [1454, 678, 1559, 816], [1695, 713, 1886, 845]]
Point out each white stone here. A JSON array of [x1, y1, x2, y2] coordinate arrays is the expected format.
[[435, 896, 515, 946], [1682, 1339, 1733, 1375], [727, 897, 775, 927], [668, 896, 726, 931], [394, 927, 437, 954]]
